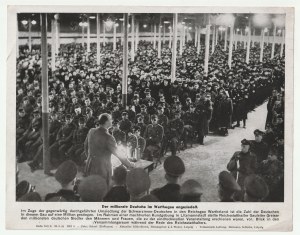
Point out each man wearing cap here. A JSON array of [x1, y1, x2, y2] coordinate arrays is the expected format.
[[45, 160, 80, 202], [126, 168, 151, 202], [167, 111, 184, 156], [119, 112, 132, 135], [243, 174, 269, 202], [227, 139, 257, 201], [180, 179, 203, 202], [218, 171, 241, 202], [250, 129, 269, 164], [143, 114, 164, 161], [49, 114, 76, 163], [140, 105, 150, 125], [84, 113, 134, 187], [111, 120, 126, 145], [151, 156, 185, 202]]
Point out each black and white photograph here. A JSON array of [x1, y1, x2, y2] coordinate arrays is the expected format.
[[12, 10, 288, 203]]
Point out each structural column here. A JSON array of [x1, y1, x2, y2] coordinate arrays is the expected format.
[[171, 13, 178, 82], [211, 25, 215, 54], [158, 18, 162, 58], [51, 19, 56, 73], [122, 13, 129, 107], [215, 26, 219, 46], [96, 14, 101, 65], [103, 21, 106, 46], [197, 26, 201, 54], [204, 24, 210, 75], [87, 17, 91, 53], [194, 26, 198, 47], [179, 25, 183, 55], [271, 25, 277, 59], [223, 26, 228, 51], [163, 23, 166, 45], [28, 19, 32, 52], [135, 21, 139, 51], [153, 24, 157, 49], [40, 13, 51, 175], [130, 14, 135, 61], [280, 29, 285, 57], [113, 22, 117, 51], [55, 17, 59, 54], [246, 27, 251, 64], [260, 29, 265, 62], [81, 22, 85, 48], [228, 25, 234, 69], [169, 26, 172, 48]]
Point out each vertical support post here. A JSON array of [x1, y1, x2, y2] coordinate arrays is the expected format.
[[171, 13, 178, 82], [224, 26, 228, 51], [113, 22, 117, 51], [179, 24, 183, 55], [122, 13, 129, 107], [96, 13, 101, 65], [271, 25, 276, 59], [195, 26, 198, 47], [51, 19, 56, 73], [228, 25, 234, 69], [280, 29, 285, 57], [197, 26, 201, 54], [87, 17, 90, 53], [135, 20, 139, 51], [103, 20, 106, 46], [28, 18, 32, 52], [246, 26, 251, 64], [130, 14, 135, 61], [204, 24, 210, 75], [55, 17, 59, 54], [169, 26, 172, 48], [153, 24, 156, 49], [260, 29, 265, 62], [41, 13, 51, 175], [158, 16, 162, 58], [215, 26, 219, 46], [211, 25, 215, 53], [163, 23, 166, 45], [81, 22, 84, 48]]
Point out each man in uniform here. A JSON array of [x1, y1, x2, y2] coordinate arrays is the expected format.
[[217, 171, 241, 202], [227, 139, 257, 201], [151, 156, 185, 202], [143, 114, 164, 161], [243, 174, 269, 202], [119, 112, 132, 136], [250, 129, 269, 164], [167, 111, 184, 156], [84, 113, 134, 187], [111, 120, 126, 145], [135, 114, 147, 137]]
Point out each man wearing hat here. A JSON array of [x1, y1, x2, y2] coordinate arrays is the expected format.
[[180, 179, 203, 202], [243, 174, 269, 202], [218, 171, 241, 202], [78, 175, 108, 202], [250, 129, 268, 164], [140, 104, 150, 125], [151, 156, 185, 202], [143, 114, 164, 161], [227, 139, 257, 201], [84, 113, 134, 187], [111, 120, 126, 145], [45, 160, 80, 202], [119, 112, 132, 136], [126, 168, 151, 202], [167, 111, 184, 156]]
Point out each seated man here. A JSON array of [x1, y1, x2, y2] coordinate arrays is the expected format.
[[217, 171, 241, 202], [78, 175, 108, 202], [243, 174, 269, 202], [143, 114, 164, 161], [151, 156, 185, 202], [180, 179, 203, 202], [167, 111, 184, 156], [133, 126, 146, 160]]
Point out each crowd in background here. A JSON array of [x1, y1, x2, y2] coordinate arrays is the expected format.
[[16, 38, 285, 202]]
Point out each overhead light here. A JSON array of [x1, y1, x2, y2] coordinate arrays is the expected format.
[[184, 26, 187, 29], [82, 22, 88, 27], [79, 22, 83, 26], [115, 23, 119, 27], [182, 22, 185, 25], [143, 24, 147, 28], [119, 18, 124, 21], [236, 28, 240, 32], [21, 20, 28, 25], [168, 26, 172, 29], [159, 25, 163, 28], [163, 21, 170, 24], [264, 28, 269, 33], [245, 16, 249, 19], [54, 14, 59, 20], [188, 27, 192, 30], [31, 20, 37, 25], [277, 29, 282, 34], [128, 24, 131, 28], [89, 16, 96, 19]]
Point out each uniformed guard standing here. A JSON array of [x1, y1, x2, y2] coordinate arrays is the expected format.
[[167, 111, 184, 156]]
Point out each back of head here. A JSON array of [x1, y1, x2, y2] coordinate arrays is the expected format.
[[244, 174, 269, 202], [126, 168, 151, 197], [112, 165, 127, 185], [55, 160, 77, 186], [98, 113, 110, 125], [78, 175, 108, 202], [180, 179, 203, 202], [18, 192, 42, 202], [164, 156, 185, 178]]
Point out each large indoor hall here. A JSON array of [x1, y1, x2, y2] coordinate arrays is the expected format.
[[15, 12, 285, 202]]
